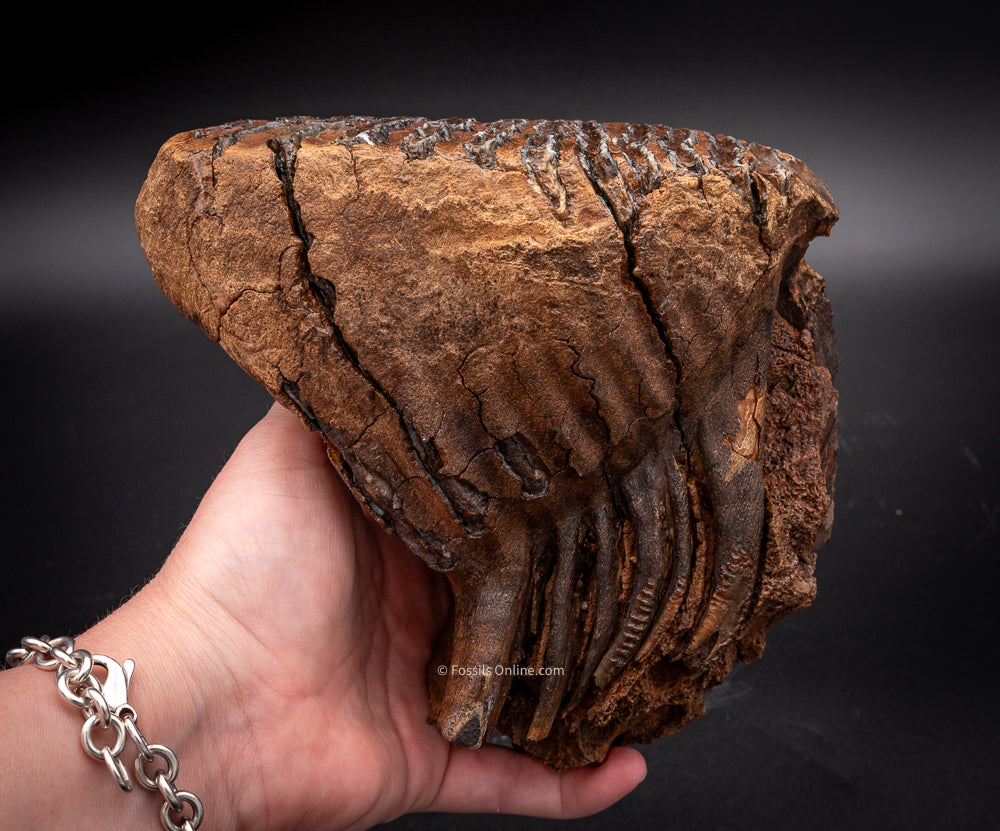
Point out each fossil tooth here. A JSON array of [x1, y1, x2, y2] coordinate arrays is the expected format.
[[136, 115, 839, 770]]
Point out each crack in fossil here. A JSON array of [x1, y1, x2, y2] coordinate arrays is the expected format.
[[565, 345, 613, 445], [218, 286, 281, 333], [568, 122, 691, 465], [266, 130, 489, 541], [347, 145, 362, 197]]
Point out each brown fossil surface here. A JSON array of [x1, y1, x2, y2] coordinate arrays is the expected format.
[[136, 116, 839, 770]]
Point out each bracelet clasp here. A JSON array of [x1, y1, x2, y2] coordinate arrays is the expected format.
[[92, 654, 135, 713]]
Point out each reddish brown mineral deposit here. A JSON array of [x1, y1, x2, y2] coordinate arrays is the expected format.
[[136, 116, 838, 770]]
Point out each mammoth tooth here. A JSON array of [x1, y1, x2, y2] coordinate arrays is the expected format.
[[136, 115, 840, 771], [592, 448, 670, 689]]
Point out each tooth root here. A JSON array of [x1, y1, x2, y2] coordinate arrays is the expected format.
[[439, 703, 486, 748], [568, 498, 619, 709], [638, 453, 694, 660], [594, 577, 658, 688], [686, 447, 765, 657], [527, 513, 581, 742], [688, 544, 758, 654], [437, 543, 529, 748], [593, 453, 667, 688]]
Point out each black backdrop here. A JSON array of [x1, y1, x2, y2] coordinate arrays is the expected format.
[[3, 7, 997, 829]]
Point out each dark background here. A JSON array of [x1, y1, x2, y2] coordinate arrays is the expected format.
[[2, 7, 997, 829]]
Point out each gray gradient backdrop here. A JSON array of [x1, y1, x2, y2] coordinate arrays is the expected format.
[[2, 7, 997, 829]]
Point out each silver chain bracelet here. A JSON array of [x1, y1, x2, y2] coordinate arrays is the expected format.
[[5, 635, 204, 831]]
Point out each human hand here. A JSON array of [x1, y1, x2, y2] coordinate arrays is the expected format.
[[72, 403, 646, 830]]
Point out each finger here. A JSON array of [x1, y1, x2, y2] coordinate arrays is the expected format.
[[427, 744, 647, 819]]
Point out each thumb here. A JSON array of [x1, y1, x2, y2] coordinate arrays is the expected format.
[[427, 744, 647, 818]]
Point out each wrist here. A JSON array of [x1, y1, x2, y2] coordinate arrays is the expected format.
[[0, 627, 212, 831], [0, 658, 158, 829], [80, 574, 241, 830], [0, 574, 242, 831]]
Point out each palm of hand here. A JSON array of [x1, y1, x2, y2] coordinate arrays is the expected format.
[[156, 405, 645, 830]]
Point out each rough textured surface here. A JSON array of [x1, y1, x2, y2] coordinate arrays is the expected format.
[[136, 116, 838, 770]]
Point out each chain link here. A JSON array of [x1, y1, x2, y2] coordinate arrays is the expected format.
[[5, 635, 204, 830]]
